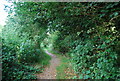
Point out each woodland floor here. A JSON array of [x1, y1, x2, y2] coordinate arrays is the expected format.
[[36, 51, 61, 79]]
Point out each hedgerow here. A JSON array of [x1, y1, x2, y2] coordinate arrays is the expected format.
[[2, 2, 120, 80]]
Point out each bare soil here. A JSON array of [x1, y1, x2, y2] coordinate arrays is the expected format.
[[36, 51, 60, 79]]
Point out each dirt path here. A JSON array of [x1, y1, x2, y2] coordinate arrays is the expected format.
[[36, 51, 60, 79]]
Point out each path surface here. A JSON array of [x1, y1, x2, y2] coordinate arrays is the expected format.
[[36, 51, 60, 79]]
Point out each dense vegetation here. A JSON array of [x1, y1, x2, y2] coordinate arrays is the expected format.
[[2, 2, 51, 81], [2, 2, 120, 80]]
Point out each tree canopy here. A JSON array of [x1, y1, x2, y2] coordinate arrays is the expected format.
[[2, 2, 120, 80]]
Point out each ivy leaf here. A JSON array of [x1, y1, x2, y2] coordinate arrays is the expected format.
[[86, 70, 91, 74], [100, 14, 105, 18], [84, 75, 90, 79], [113, 12, 119, 16]]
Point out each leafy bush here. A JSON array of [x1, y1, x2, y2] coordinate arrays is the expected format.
[[2, 16, 50, 81], [70, 25, 120, 79], [2, 39, 38, 81], [44, 2, 120, 79], [2, 2, 120, 80]]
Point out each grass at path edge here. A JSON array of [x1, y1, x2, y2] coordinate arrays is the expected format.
[[48, 49, 76, 79]]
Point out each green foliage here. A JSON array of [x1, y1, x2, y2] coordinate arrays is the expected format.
[[2, 2, 51, 80], [71, 34, 119, 79], [2, 39, 38, 80], [42, 2, 120, 79], [2, 2, 120, 80], [56, 55, 69, 79]]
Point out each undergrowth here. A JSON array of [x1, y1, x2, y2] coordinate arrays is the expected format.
[[56, 55, 76, 79]]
